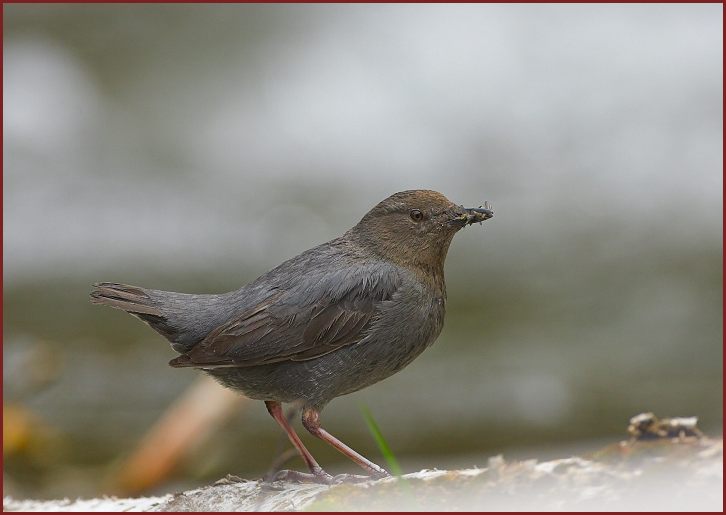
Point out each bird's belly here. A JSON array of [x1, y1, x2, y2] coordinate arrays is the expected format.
[[313, 292, 445, 398]]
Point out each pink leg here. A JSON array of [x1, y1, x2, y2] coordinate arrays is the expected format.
[[265, 401, 332, 483], [302, 407, 390, 478]]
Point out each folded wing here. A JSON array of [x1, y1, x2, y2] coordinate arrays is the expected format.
[[169, 265, 400, 368]]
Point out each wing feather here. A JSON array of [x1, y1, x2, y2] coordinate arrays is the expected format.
[[170, 267, 399, 368]]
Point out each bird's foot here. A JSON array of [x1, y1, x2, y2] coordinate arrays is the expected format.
[[368, 467, 392, 480], [266, 468, 335, 485], [263, 468, 393, 485], [330, 473, 386, 484]]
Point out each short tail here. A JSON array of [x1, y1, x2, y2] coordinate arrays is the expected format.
[[90, 282, 230, 353], [90, 282, 162, 316], [90, 282, 182, 345]]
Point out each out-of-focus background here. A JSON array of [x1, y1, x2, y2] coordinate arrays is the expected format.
[[3, 3, 722, 500]]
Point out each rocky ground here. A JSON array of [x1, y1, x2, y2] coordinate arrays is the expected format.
[[4, 430, 722, 512]]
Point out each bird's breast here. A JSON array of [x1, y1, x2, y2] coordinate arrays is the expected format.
[[368, 277, 446, 357]]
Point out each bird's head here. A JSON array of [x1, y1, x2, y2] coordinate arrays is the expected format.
[[348, 190, 494, 272]]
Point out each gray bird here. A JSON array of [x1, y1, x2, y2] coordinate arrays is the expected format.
[[90, 190, 493, 483]]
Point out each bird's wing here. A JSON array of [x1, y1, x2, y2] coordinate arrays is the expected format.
[[169, 265, 401, 368]]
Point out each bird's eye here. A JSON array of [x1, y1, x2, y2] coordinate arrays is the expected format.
[[410, 209, 424, 222]]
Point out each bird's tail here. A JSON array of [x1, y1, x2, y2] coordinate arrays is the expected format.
[[90, 282, 162, 316], [90, 282, 234, 354], [90, 282, 186, 349]]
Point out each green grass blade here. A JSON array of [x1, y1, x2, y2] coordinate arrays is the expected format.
[[361, 404, 403, 476]]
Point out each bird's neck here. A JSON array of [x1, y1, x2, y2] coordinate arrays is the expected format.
[[345, 230, 450, 294]]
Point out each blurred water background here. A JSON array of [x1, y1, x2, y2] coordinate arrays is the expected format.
[[3, 3, 722, 499]]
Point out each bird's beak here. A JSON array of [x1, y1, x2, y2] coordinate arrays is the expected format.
[[450, 201, 494, 227]]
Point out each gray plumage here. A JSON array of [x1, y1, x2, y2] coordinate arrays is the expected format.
[[91, 189, 493, 477]]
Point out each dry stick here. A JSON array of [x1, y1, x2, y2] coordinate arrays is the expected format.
[[108, 376, 245, 495]]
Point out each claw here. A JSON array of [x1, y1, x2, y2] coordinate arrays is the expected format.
[[266, 469, 335, 484]]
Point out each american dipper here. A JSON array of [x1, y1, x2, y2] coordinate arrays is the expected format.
[[91, 190, 493, 483]]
